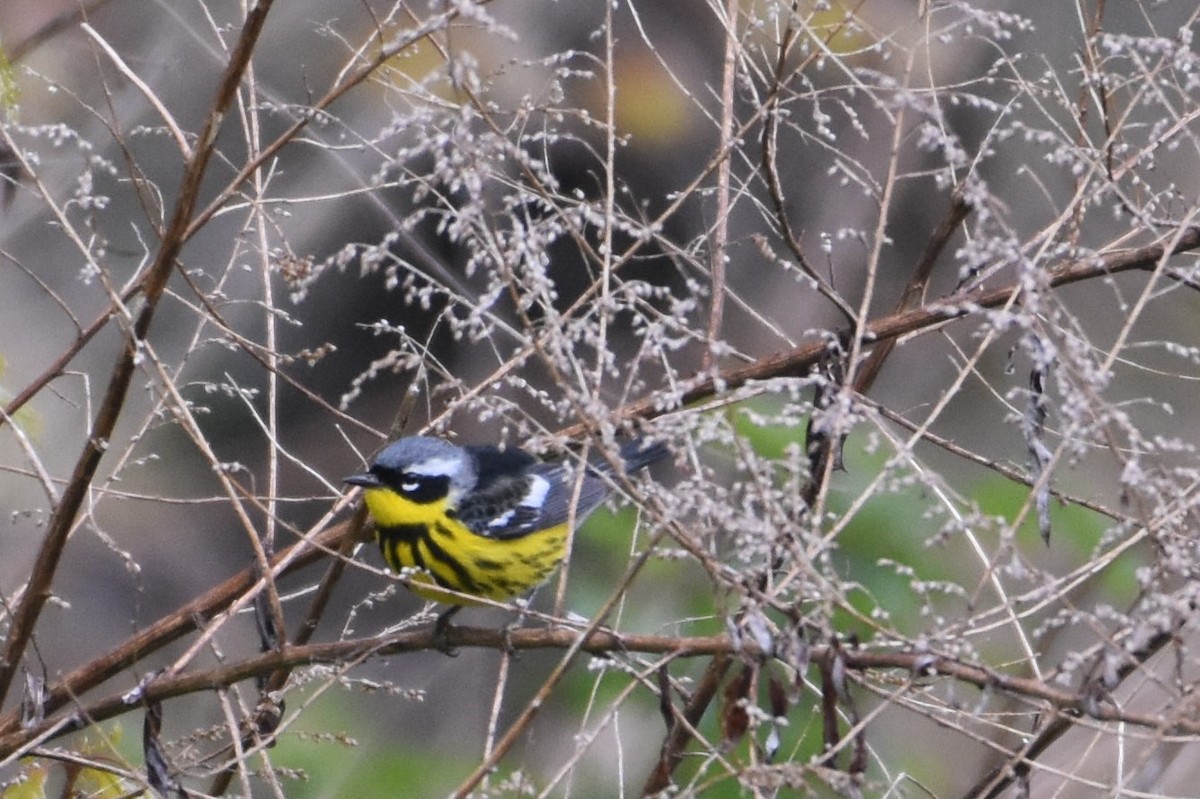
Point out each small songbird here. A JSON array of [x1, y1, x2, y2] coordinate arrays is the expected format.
[[344, 435, 666, 641]]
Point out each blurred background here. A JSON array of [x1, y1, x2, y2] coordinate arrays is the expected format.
[[3, 0, 1200, 796]]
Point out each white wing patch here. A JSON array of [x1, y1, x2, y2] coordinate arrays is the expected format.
[[488, 509, 515, 528], [408, 456, 462, 478], [484, 476, 550, 531], [521, 475, 551, 508]]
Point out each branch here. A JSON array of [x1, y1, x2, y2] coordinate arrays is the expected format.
[[564, 225, 1200, 437], [853, 189, 972, 393], [760, 0, 861, 324], [3, 221, 1194, 769], [640, 654, 733, 796], [962, 622, 1177, 799], [0, 1, 277, 705], [702, 0, 740, 371], [0, 519, 351, 746], [3, 627, 1192, 762]]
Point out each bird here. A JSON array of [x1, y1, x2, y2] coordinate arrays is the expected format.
[[343, 435, 666, 647]]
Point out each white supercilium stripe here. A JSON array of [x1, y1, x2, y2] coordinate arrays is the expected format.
[[407, 456, 462, 478]]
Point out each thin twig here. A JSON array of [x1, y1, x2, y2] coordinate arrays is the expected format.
[[759, 0, 865, 325], [560, 224, 1200, 438], [703, 0, 740, 372], [640, 654, 733, 796], [4, 624, 1192, 764], [853, 189, 972, 393], [80, 23, 192, 158], [0, 513, 353, 745], [0, 0, 277, 706]]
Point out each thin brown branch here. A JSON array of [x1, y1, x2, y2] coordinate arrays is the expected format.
[[560, 224, 1200, 439], [0, 0, 277, 706], [4, 626, 1191, 763], [853, 189, 971, 394], [641, 654, 733, 796], [0, 286, 132, 426], [817, 647, 842, 767], [703, 0, 740, 372], [759, 1, 864, 326], [962, 622, 1176, 799], [0, 520, 353, 747]]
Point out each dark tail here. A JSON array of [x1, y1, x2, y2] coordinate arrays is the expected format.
[[618, 437, 669, 472]]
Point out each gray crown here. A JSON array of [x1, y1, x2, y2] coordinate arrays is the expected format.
[[373, 436, 478, 495]]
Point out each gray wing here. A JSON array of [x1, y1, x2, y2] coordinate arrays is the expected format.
[[455, 462, 613, 540], [455, 472, 541, 539], [456, 440, 665, 540], [522, 462, 613, 532]]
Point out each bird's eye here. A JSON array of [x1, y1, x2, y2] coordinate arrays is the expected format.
[[391, 472, 449, 504]]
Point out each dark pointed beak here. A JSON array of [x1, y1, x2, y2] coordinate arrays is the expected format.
[[343, 472, 383, 489]]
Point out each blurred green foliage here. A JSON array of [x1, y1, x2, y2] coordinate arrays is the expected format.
[[0, 47, 17, 114]]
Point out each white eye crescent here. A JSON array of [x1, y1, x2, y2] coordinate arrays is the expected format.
[[401, 482, 420, 493]]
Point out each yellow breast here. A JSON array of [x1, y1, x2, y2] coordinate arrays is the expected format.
[[362, 487, 570, 604]]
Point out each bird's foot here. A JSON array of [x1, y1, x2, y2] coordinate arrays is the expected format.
[[433, 606, 462, 656]]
